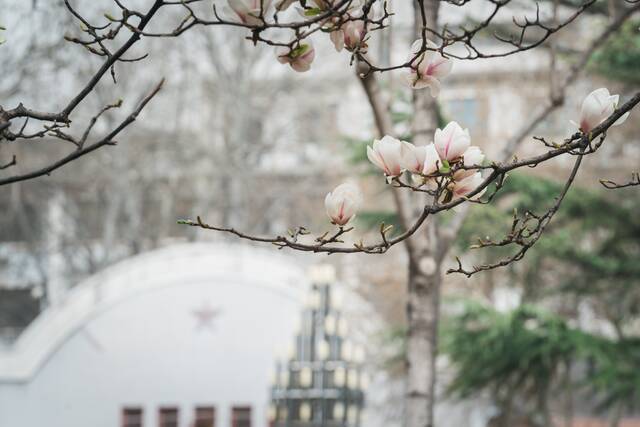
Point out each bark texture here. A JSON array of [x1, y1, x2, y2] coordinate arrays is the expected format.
[[405, 2, 442, 427]]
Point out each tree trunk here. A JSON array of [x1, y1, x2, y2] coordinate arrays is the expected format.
[[405, 2, 441, 427], [406, 248, 442, 427]]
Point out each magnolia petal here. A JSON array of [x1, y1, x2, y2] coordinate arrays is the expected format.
[[330, 30, 344, 52], [427, 78, 441, 98], [228, 0, 250, 15], [401, 141, 426, 174], [366, 146, 386, 171], [291, 60, 311, 72], [422, 143, 441, 175], [430, 56, 453, 79], [463, 146, 484, 167], [613, 111, 630, 127], [435, 121, 470, 161], [325, 183, 362, 225]]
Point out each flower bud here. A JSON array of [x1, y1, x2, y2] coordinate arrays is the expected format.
[[434, 121, 470, 162], [324, 183, 363, 226], [276, 40, 315, 72], [228, 0, 272, 25], [573, 88, 630, 133]]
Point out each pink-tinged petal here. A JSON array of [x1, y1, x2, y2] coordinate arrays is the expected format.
[[452, 172, 484, 200], [291, 60, 311, 72], [408, 75, 432, 90], [434, 121, 470, 161], [275, 46, 290, 64], [578, 88, 625, 132], [343, 20, 365, 50], [330, 30, 344, 52], [427, 78, 441, 98], [229, 0, 250, 16], [429, 56, 452, 79], [401, 141, 426, 174], [367, 146, 386, 172], [580, 88, 610, 131], [324, 183, 362, 225], [422, 143, 441, 175], [377, 136, 403, 176]]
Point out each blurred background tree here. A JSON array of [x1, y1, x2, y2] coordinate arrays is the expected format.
[[443, 173, 640, 426], [590, 19, 640, 85]]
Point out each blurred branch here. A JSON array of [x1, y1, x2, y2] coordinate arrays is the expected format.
[[0, 79, 164, 186], [439, 2, 640, 261], [600, 172, 640, 189], [447, 146, 585, 277], [180, 92, 640, 254], [0, 0, 612, 185]]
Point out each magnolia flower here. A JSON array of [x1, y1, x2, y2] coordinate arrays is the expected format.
[[410, 143, 442, 188], [330, 19, 367, 52], [572, 88, 630, 133], [422, 143, 442, 175], [454, 146, 485, 180], [463, 146, 484, 167], [325, 183, 363, 226], [434, 121, 470, 162], [338, 20, 367, 52], [276, 40, 315, 72], [405, 39, 453, 97], [367, 135, 404, 177], [451, 172, 485, 201], [401, 141, 428, 174], [228, 0, 272, 25]]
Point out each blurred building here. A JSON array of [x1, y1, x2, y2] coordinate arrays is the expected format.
[[0, 2, 639, 427], [0, 243, 309, 427]]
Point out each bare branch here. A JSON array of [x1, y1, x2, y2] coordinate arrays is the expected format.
[[600, 172, 640, 190]]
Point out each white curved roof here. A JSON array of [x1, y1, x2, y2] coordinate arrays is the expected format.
[[0, 242, 309, 382]]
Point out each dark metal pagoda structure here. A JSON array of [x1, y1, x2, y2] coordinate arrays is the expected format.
[[269, 273, 366, 427]]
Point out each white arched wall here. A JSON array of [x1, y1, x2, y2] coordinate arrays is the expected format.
[[0, 242, 310, 427]]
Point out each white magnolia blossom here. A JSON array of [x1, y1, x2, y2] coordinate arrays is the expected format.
[[228, 0, 272, 25], [572, 88, 630, 133], [401, 141, 428, 174], [463, 146, 484, 167], [434, 121, 470, 162], [325, 183, 363, 226], [454, 146, 485, 180], [367, 135, 404, 177], [331, 20, 367, 52], [452, 172, 485, 201], [276, 40, 316, 72], [405, 39, 453, 97], [422, 143, 442, 175]]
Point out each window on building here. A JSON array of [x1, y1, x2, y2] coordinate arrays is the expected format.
[[194, 406, 215, 427], [122, 407, 143, 427], [159, 407, 179, 427], [231, 406, 251, 427]]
